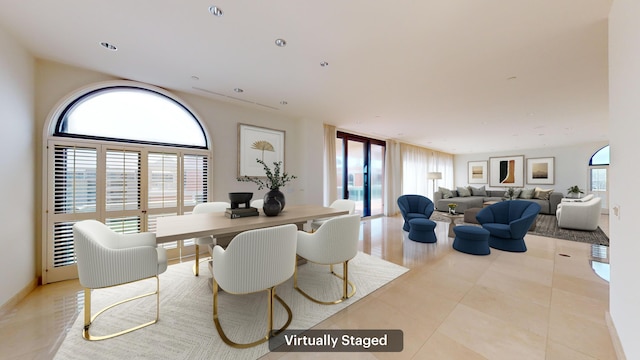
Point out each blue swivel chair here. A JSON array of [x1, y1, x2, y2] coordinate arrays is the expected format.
[[397, 195, 435, 232], [475, 200, 541, 252]]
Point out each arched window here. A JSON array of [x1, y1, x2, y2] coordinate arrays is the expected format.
[[44, 82, 210, 283], [589, 145, 610, 166], [55, 86, 207, 148]]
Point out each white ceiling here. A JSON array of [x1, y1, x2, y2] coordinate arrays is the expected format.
[[0, 0, 612, 154]]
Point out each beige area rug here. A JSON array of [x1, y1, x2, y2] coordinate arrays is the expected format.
[[54, 252, 408, 360]]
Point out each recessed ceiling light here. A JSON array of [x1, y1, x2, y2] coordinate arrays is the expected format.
[[320, 61, 329, 67], [234, 88, 244, 93], [275, 38, 287, 47], [191, 76, 199, 81], [99, 42, 117, 51], [507, 76, 517, 80], [209, 6, 223, 16], [280, 101, 288, 105]]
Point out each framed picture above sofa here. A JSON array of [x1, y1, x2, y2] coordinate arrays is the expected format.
[[526, 157, 555, 185], [468, 160, 488, 184], [489, 155, 524, 187]]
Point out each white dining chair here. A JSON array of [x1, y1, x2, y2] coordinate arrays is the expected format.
[[295, 214, 361, 305], [73, 219, 167, 340], [190, 201, 230, 276], [211, 224, 298, 348]]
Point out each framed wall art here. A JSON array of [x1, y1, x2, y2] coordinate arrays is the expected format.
[[526, 157, 555, 185], [468, 161, 488, 184], [238, 124, 285, 177], [489, 155, 524, 187]]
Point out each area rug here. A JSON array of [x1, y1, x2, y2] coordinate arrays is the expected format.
[[54, 252, 408, 360], [528, 214, 609, 246], [430, 212, 609, 246]]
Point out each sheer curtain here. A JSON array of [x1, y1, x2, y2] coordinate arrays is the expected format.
[[384, 140, 402, 216], [323, 124, 338, 206], [400, 143, 453, 199]]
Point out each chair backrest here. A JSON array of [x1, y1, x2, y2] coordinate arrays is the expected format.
[[308, 214, 361, 264], [329, 199, 356, 214], [397, 195, 434, 217], [193, 201, 230, 214], [73, 219, 160, 288], [212, 224, 298, 294], [477, 200, 541, 225]]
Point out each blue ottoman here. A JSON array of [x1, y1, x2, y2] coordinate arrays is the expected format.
[[453, 226, 490, 255], [408, 218, 437, 243]]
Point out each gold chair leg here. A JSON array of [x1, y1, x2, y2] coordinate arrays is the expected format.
[[294, 260, 356, 305], [193, 244, 212, 276], [213, 279, 292, 348], [83, 276, 160, 341]]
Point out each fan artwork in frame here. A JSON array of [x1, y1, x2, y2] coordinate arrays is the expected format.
[[489, 155, 524, 187], [468, 161, 488, 184], [238, 124, 285, 177]]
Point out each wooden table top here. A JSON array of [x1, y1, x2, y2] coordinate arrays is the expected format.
[[155, 204, 349, 243]]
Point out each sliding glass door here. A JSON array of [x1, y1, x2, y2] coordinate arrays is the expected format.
[[337, 132, 385, 217]]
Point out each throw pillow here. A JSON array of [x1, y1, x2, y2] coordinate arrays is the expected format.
[[457, 186, 472, 197], [534, 187, 554, 200], [439, 187, 454, 199], [469, 185, 487, 196], [520, 188, 535, 199], [503, 188, 522, 199]]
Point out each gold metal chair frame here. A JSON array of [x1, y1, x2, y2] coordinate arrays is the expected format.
[[83, 276, 160, 341], [212, 279, 292, 348], [294, 260, 356, 305], [193, 244, 211, 276]]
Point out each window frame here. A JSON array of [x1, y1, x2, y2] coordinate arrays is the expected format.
[[53, 84, 209, 149], [43, 81, 212, 284]]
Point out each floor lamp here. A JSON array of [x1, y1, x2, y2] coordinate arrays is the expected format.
[[428, 172, 442, 198]]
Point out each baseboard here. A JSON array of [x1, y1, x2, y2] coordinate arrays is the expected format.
[[606, 311, 627, 360], [0, 278, 38, 317]]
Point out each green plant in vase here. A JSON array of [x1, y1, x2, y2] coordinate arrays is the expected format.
[[237, 158, 297, 214], [567, 185, 584, 198]]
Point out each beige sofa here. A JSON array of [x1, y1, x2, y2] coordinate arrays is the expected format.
[[556, 194, 602, 231]]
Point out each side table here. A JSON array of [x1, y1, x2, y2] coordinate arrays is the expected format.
[[441, 213, 464, 238]]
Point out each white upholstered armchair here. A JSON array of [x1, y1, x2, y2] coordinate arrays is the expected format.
[[73, 219, 167, 341], [556, 195, 602, 231], [211, 224, 298, 348], [190, 201, 230, 276], [295, 214, 361, 305]]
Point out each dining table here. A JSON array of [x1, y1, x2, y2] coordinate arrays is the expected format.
[[155, 204, 350, 245]]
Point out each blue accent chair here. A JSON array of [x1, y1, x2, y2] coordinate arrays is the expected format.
[[475, 200, 541, 252], [397, 195, 435, 232]]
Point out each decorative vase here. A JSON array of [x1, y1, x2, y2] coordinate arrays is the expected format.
[[262, 195, 282, 216], [264, 188, 286, 212]]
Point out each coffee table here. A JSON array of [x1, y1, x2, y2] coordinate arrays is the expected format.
[[440, 213, 464, 238]]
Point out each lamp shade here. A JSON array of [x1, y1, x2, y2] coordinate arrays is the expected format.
[[427, 172, 442, 180]]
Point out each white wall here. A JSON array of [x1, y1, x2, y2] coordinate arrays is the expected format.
[[609, 0, 640, 357], [454, 142, 608, 198], [0, 26, 35, 306]]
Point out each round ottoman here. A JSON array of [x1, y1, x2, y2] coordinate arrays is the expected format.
[[453, 226, 490, 255], [408, 218, 437, 243]]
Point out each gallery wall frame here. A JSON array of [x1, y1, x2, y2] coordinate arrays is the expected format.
[[237, 124, 285, 177], [526, 157, 555, 185], [489, 155, 524, 187], [468, 160, 488, 184]]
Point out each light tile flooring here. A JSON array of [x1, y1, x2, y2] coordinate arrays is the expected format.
[[1, 215, 613, 360]]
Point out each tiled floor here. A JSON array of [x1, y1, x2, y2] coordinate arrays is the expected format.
[[1, 215, 614, 360]]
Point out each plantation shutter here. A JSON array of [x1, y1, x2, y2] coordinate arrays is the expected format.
[[47, 144, 98, 282]]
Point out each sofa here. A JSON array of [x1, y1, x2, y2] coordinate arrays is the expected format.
[[433, 185, 563, 215], [556, 194, 602, 231]]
